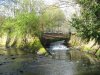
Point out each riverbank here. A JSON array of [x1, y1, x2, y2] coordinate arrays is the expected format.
[[69, 34, 100, 58]]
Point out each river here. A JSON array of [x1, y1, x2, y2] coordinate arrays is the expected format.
[[0, 50, 100, 75], [0, 41, 100, 75]]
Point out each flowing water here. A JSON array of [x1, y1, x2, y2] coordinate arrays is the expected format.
[[0, 41, 100, 75], [0, 54, 100, 75]]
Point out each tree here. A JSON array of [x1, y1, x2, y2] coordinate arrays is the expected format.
[[71, 0, 100, 54], [40, 6, 65, 33], [0, 11, 41, 48], [0, 16, 5, 36], [0, 0, 45, 48]]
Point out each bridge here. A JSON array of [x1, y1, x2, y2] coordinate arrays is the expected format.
[[39, 22, 73, 47], [40, 32, 71, 47], [42, 33, 67, 39]]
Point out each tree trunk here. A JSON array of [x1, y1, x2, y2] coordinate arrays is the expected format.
[[5, 29, 12, 48], [11, 36, 18, 48], [5, 34, 11, 48]]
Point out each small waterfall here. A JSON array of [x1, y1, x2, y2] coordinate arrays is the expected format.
[[48, 40, 70, 59]]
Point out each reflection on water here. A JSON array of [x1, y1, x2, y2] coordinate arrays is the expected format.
[[75, 60, 100, 75], [0, 48, 27, 55], [0, 39, 100, 75], [0, 53, 100, 75]]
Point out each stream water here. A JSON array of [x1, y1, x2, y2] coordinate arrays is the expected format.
[[0, 54, 100, 75], [0, 41, 100, 75]]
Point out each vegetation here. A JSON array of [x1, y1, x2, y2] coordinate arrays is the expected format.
[[40, 7, 65, 32], [0, 0, 65, 54], [0, 16, 5, 36], [0, 0, 99, 57], [71, 0, 100, 55]]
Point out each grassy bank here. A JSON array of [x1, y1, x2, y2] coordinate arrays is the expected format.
[[0, 36, 47, 55], [69, 34, 100, 58]]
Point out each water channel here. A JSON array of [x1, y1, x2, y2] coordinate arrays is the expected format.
[[0, 41, 100, 75]]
